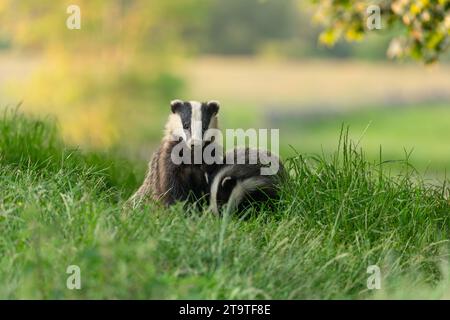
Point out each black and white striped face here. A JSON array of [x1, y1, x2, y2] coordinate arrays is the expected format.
[[167, 100, 220, 148]]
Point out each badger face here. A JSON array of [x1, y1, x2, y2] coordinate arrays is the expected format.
[[166, 100, 219, 148]]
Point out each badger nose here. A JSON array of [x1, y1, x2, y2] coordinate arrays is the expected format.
[[189, 139, 202, 147]]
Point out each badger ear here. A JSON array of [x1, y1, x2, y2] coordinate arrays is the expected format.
[[170, 99, 184, 114], [207, 100, 220, 115]]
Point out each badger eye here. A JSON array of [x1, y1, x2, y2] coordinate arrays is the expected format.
[[183, 124, 189, 130]]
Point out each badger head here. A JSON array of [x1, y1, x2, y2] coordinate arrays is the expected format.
[[165, 100, 220, 148], [209, 163, 280, 215]]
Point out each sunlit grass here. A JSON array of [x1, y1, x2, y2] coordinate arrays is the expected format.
[[0, 109, 449, 299]]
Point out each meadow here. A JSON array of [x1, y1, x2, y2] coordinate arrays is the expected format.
[[276, 103, 450, 175], [1, 109, 449, 299]]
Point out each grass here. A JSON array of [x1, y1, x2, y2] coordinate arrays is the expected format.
[[275, 104, 450, 174], [0, 109, 449, 299]]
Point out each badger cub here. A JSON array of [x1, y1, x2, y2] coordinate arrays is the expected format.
[[129, 100, 221, 208], [209, 147, 285, 215]]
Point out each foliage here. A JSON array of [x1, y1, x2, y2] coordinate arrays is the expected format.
[[1, 110, 449, 299], [312, 0, 450, 63]]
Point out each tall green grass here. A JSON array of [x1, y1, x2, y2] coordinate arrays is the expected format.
[[0, 109, 449, 299]]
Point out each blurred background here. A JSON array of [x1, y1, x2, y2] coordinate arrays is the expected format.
[[0, 0, 449, 176]]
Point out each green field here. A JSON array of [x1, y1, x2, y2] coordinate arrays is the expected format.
[[216, 103, 450, 176], [1, 109, 449, 299], [276, 104, 450, 174]]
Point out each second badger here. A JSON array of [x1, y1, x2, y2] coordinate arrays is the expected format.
[[209, 147, 285, 215]]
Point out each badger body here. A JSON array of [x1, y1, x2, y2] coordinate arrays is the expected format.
[[209, 148, 285, 215], [129, 100, 221, 207]]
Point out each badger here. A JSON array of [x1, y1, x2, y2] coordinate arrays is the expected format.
[[208, 147, 285, 215], [128, 99, 222, 208]]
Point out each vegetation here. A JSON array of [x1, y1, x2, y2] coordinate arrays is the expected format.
[[0, 1, 448, 299], [202, 0, 298, 55], [1, 109, 449, 299], [277, 103, 450, 173], [313, 0, 450, 63], [0, 0, 207, 146]]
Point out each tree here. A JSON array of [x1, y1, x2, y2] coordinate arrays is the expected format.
[[311, 0, 450, 63], [203, 0, 297, 55]]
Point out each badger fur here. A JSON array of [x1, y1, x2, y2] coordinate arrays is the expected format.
[[209, 147, 285, 215], [128, 99, 221, 208]]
